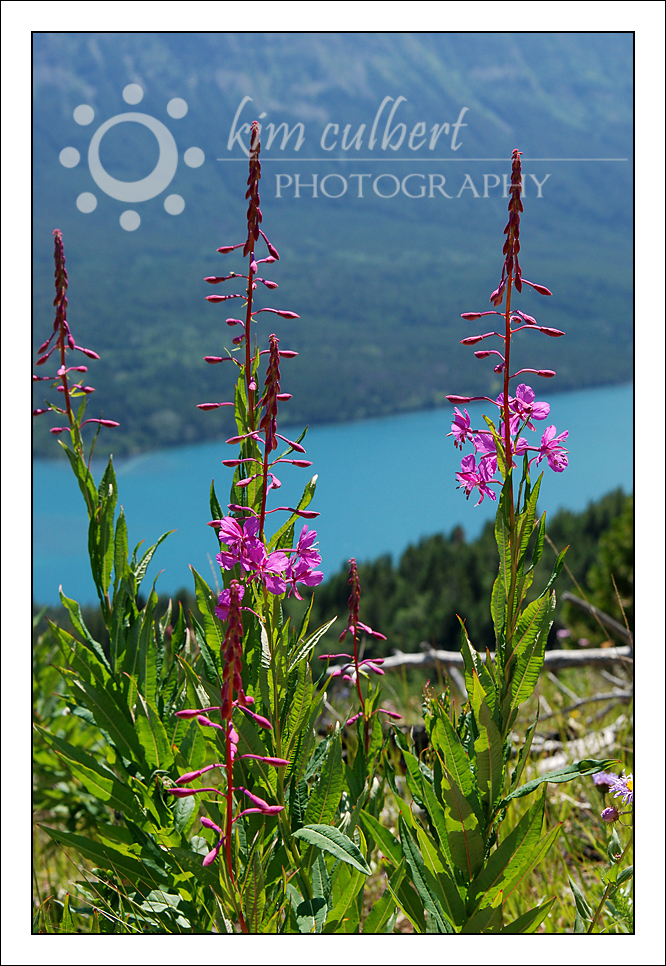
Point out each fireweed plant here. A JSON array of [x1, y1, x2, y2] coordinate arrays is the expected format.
[[33, 141, 620, 935], [358, 149, 619, 935]]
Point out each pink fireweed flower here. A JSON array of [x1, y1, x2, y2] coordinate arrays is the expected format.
[[245, 546, 289, 594], [456, 453, 499, 505], [509, 383, 550, 431], [448, 407, 474, 449], [215, 515, 263, 572], [285, 556, 324, 600], [293, 525, 322, 569], [535, 426, 569, 472]]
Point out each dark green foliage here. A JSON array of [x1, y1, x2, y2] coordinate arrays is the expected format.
[[295, 489, 631, 654]]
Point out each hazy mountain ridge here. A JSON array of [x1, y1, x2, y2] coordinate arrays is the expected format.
[[33, 32, 633, 459]]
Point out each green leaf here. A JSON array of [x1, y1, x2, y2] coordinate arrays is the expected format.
[[135, 693, 174, 770], [324, 859, 365, 933], [35, 726, 140, 818], [459, 622, 496, 719], [415, 824, 466, 927], [384, 859, 426, 933], [502, 824, 562, 904], [304, 732, 343, 826], [174, 718, 207, 775], [59, 441, 97, 516], [510, 706, 539, 792], [133, 530, 175, 589], [47, 620, 110, 690], [399, 817, 454, 933], [537, 545, 568, 599], [294, 896, 328, 934], [509, 592, 556, 711], [137, 583, 159, 703], [460, 891, 503, 933], [244, 850, 266, 933], [189, 613, 219, 689], [501, 896, 556, 934], [57, 591, 112, 675], [439, 774, 485, 883], [112, 506, 130, 605], [190, 566, 223, 676], [168, 847, 221, 891], [285, 657, 314, 757], [420, 779, 456, 874], [292, 825, 371, 875], [39, 826, 167, 892], [69, 677, 144, 765], [499, 759, 619, 807], [401, 749, 426, 808], [360, 809, 401, 867], [531, 511, 547, 570], [471, 672, 503, 816], [468, 790, 546, 914], [89, 457, 118, 597], [362, 863, 404, 934], [494, 480, 513, 603], [568, 874, 593, 921], [288, 616, 337, 672], [209, 479, 224, 523]]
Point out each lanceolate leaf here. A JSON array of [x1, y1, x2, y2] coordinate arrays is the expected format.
[[39, 826, 168, 892], [459, 622, 496, 719], [499, 759, 619, 807], [69, 678, 143, 765], [244, 851, 266, 933], [501, 896, 556, 934], [510, 706, 540, 792], [502, 825, 562, 904], [112, 506, 130, 602], [135, 693, 174, 770], [57, 591, 112, 675], [431, 714, 478, 805], [420, 779, 456, 874], [324, 860, 365, 934], [468, 790, 546, 914], [509, 592, 555, 711], [399, 816, 454, 933], [537, 546, 568, 600], [190, 566, 224, 675], [288, 617, 337, 672], [360, 810, 402, 867], [304, 732, 343, 826], [267, 473, 317, 552], [292, 826, 371, 875], [471, 672, 503, 816], [415, 823, 466, 927], [439, 773, 485, 883], [133, 530, 175, 589], [35, 726, 140, 818]]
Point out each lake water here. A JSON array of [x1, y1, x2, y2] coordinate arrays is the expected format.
[[33, 383, 632, 606]]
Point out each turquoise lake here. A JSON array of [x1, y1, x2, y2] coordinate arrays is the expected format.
[[33, 383, 633, 606]]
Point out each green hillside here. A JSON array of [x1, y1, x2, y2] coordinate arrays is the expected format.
[[33, 32, 633, 458]]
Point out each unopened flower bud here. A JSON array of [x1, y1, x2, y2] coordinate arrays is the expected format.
[[601, 806, 620, 823]]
